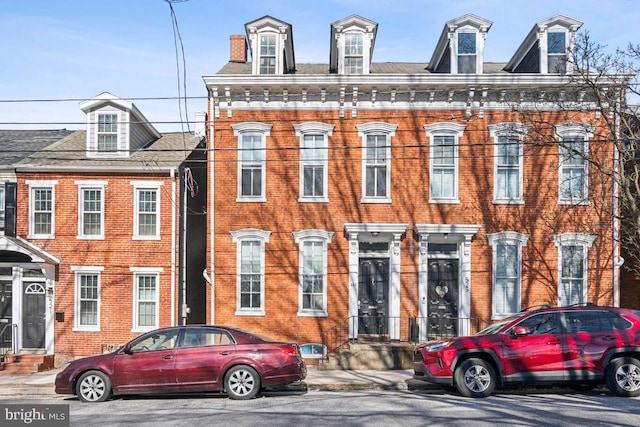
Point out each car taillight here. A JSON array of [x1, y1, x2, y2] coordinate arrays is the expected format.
[[281, 344, 300, 357]]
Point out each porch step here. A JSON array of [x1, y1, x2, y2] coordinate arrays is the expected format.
[[319, 342, 415, 370], [0, 354, 54, 374]]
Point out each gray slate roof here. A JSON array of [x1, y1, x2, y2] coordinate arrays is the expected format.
[[0, 129, 75, 165], [216, 61, 509, 75], [18, 131, 204, 170]]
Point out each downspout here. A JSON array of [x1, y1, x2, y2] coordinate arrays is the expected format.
[[613, 99, 623, 307], [182, 168, 188, 325], [208, 90, 216, 324], [170, 167, 177, 325]]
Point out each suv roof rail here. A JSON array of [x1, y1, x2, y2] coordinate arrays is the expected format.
[[520, 304, 552, 312], [566, 302, 597, 308]]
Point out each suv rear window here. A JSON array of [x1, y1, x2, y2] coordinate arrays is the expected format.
[[565, 310, 632, 333]]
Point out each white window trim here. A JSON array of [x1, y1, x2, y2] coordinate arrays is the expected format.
[[26, 180, 58, 239], [357, 122, 397, 203], [294, 122, 334, 202], [130, 266, 163, 332], [71, 266, 103, 332], [424, 123, 465, 203], [131, 181, 163, 240], [487, 232, 529, 319], [489, 123, 529, 204], [232, 122, 272, 202], [555, 123, 594, 205], [87, 111, 129, 157], [231, 228, 271, 316], [553, 233, 596, 306], [76, 180, 107, 240], [292, 229, 335, 317]]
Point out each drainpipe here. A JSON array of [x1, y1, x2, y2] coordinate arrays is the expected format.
[[613, 99, 622, 307], [181, 168, 188, 325], [170, 167, 177, 326], [208, 90, 216, 324]]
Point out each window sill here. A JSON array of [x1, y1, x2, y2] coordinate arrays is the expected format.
[[132, 236, 161, 241], [27, 234, 55, 239], [492, 199, 525, 205], [360, 198, 392, 204], [72, 326, 101, 332], [235, 310, 266, 316], [428, 199, 460, 204], [77, 235, 105, 240], [131, 327, 157, 333], [297, 311, 328, 317], [236, 197, 267, 203], [298, 197, 329, 203]]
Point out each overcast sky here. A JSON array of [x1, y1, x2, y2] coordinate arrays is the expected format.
[[1, 0, 638, 132]]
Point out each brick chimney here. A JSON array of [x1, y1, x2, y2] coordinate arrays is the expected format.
[[230, 35, 247, 63]]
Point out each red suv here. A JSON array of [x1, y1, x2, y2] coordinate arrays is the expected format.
[[413, 305, 640, 397]]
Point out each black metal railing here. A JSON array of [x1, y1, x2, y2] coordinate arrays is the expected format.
[[321, 315, 489, 358], [0, 323, 17, 363]]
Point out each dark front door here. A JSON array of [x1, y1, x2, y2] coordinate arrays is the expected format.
[[0, 281, 12, 351], [427, 260, 459, 338], [23, 283, 46, 348], [358, 258, 389, 336]]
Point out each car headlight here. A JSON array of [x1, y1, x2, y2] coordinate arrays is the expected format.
[[424, 342, 450, 352]]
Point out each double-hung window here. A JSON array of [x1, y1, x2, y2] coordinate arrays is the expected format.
[[344, 33, 364, 74], [547, 31, 567, 74], [293, 230, 334, 316], [97, 113, 118, 153], [231, 229, 271, 315], [131, 181, 162, 239], [424, 123, 465, 203], [27, 180, 57, 238], [490, 123, 528, 203], [72, 266, 103, 331], [559, 136, 588, 203], [556, 124, 592, 205], [77, 181, 106, 239], [553, 234, 595, 307], [487, 232, 529, 318], [131, 267, 162, 331], [294, 122, 334, 202], [259, 34, 277, 74], [357, 122, 397, 202], [457, 32, 476, 74], [233, 122, 271, 202]]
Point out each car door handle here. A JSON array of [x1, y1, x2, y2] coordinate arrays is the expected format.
[[162, 355, 175, 360], [546, 340, 559, 345], [219, 351, 232, 356]]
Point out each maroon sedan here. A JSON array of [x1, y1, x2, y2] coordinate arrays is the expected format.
[[55, 325, 306, 402]]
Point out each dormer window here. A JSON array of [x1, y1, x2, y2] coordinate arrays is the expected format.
[[457, 32, 477, 74], [344, 33, 364, 74], [245, 16, 295, 75], [97, 113, 118, 153], [504, 15, 582, 74], [80, 92, 161, 159], [428, 14, 492, 75], [330, 15, 378, 75], [259, 34, 277, 74], [547, 31, 566, 73]]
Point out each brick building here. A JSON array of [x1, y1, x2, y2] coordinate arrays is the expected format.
[[0, 93, 206, 367], [202, 13, 623, 357]]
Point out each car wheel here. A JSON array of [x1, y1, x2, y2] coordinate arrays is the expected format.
[[224, 365, 261, 400], [606, 357, 640, 397], [454, 358, 496, 398], [76, 370, 112, 403]]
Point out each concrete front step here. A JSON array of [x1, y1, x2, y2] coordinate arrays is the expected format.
[[319, 342, 415, 370], [0, 354, 54, 374]]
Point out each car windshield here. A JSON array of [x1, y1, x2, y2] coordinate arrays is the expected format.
[[476, 317, 519, 335]]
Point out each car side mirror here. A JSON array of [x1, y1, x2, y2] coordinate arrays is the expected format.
[[511, 326, 531, 338], [122, 343, 133, 355]]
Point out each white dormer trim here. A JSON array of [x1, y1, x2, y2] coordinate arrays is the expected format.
[[80, 92, 160, 158], [330, 15, 378, 75], [245, 16, 295, 75], [505, 15, 583, 74], [428, 14, 492, 75]]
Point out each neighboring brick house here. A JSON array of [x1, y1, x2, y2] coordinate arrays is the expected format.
[[202, 13, 623, 356], [0, 92, 207, 365]]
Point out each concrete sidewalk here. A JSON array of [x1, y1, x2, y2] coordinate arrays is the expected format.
[[0, 367, 435, 397]]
